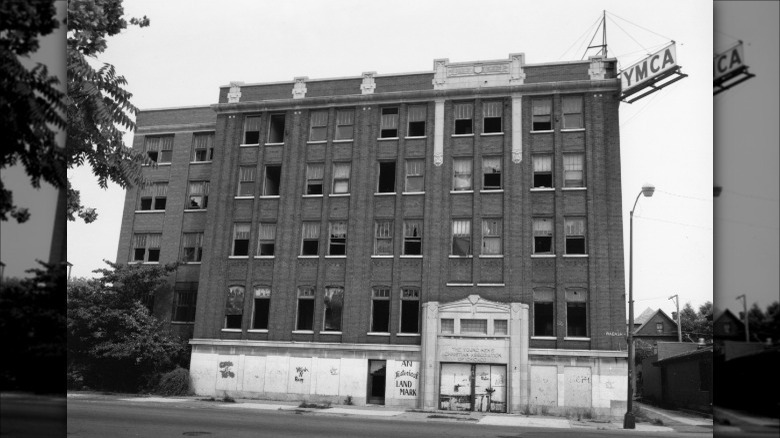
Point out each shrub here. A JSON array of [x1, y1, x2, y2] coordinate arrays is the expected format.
[[155, 367, 190, 396]]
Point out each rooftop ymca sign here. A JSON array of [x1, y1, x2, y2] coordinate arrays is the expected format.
[[713, 42, 755, 95], [619, 42, 687, 103]]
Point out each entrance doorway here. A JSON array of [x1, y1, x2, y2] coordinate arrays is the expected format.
[[439, 363, 506, 412], [367, 360, 386, 405]]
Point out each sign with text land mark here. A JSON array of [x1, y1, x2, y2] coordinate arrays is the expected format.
[[621, 43, 678, 93]]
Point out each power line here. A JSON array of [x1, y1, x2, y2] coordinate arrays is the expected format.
[[721, 189, 779, 203], [605, 15, 649, 57], [634, 215, 712, 231], [606, 11, 673, 42], [559, 15, 602, 61], [656, 189, 713, 203]]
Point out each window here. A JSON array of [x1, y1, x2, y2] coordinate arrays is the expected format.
[[723, 322, 732, 334], [563, 154, 584, 188], [232, 223, 250, 256], [132, 233, 161, 263], [451, 219, 471, 256], [567, 302, 587, 337], [139, 182, 168, 211], [565, 218, 586, 255], [309, 110, 328, 141], [533, 289, 554, 336], [454, 103, 473, 134], [171, 282, 197, 323], [452, 158, 473, 191], [494, 320, 508, 335], [244, 115, 261, 144], [532, 155, 553, 188], [400, 288, 420, 333], [380, 107, 399, 138], [405, 159, 424, 192], [533, 218, 553, 254], [374, 220, 393, 255], [461, 319, 487, 334], [187, 181, 209, 209], [301, 222, 320, 255], [224, 285, 244, 329], [256, 223, 276, 256], [441, 318, 455, 334], [144, 135, 173, 164], [481, 219, 502, 255], [377, 161, 396, 193], [181, 232, 204, 262], [328, 221, 347, 255], [407, 105, 427, 137], [403, 220, 422, 255], [371, 288, 391, 332], [238, 166, 256, 196], [267, 113, 285, 143], [322, 287, 344, 332], [332, 163, 351, 194], [296, 286, 315, 330], [305, 163, 324, 195], [532, 98, 552, 131], [483, 101, 503, 133], [482, 156, 502, 190], [335, 109, 354, 140], [263, 165, 281, 196], [656, 322, 664, 334], [562, 96, 583, 129], [192, 132, 214, 162], [252, 286, 271, 330]]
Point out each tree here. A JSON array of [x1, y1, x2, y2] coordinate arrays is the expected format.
[[679, 301, 713, 342], [740, 301, 780, 343], [67, 260, 186, 392]]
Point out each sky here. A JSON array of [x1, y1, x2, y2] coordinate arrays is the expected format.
[[65, 0, 718, 319]]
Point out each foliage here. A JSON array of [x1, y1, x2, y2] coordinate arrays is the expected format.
[[67, 260, 186, 392], [679, 301, 713, 342], [155, 367, 191, 396], [739, 301, 780, 343], [0, 262, 66, 393]]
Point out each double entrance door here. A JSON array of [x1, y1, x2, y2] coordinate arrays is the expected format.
[[439, 363, 506, 413]]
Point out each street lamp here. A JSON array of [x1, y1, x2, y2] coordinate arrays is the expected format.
[[736, 294, 749, 342], [624, 184, 655, 429]]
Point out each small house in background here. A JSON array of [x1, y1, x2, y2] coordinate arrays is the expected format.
[[713, 308, 745, 344], [641, 341, 712, 413], [632, 307, 679, 345]]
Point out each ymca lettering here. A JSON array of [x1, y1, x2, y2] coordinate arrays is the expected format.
[[714, 44, 744, 80], [621, 44, 678, 91]]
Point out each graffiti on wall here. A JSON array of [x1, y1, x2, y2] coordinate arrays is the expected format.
[[294, 366, 309, 383], [219, 361, 235, 378], [394, 361, 419, 398]]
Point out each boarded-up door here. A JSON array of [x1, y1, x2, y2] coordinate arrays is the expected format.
[[564, 366, 592, 408]]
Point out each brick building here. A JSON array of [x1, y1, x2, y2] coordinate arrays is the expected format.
[[117, 53, 629, 416]]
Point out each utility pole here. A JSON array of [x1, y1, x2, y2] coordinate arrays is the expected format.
[[669, 294, 681, 342], [736, 294, 749, 342]]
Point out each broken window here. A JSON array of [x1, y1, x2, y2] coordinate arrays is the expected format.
[[377, 161, 396, 193], [322, 286, 344, 332], [533, 218, 553, 254], [532, 155, 553, 188], [407, 105, 427, 137], [132, 233, 161, 263], [232, 223, 250, 256], [451, 219, 471, 256], [371, 287, 391, 333], [328, 221, 347, 255], [305, 163, 324, 195], [565, 218, 586, 255], [400, 288, 420, 334], [309, 110, 328, 141], [301, 222, 320, 255], [562, 96, 583, 129], [403, 220, 422, 255], [335, 109, 355, 140], [187, 181, 209, 209], [192, 132, 214, 162], [181, 232, 204, 262], [482, 101, 503, 133], [237, 166, 256, 196], [296, 286, 315, 330], [263, 165, 281, 196], [563, 154, 584, 188], [139, 182, 167, 211], [481, 219, 502, 255], [454, 102, 473, 135], [244, 115, 261, 144], [533, 289, 554, 336], [532, 98, 552, 131], [267, 113, 286, 143], [171, 282, 197, 323], [566, 289, 587, 337], [374, 220, 393, 255], [252, 286, 271, 330], [482, 156, 502, 190], [332, 162, 351, 194], [380, 107, 399, 138], [452, 158, 472, 191], [144, 135, 173, 164], [224, 285, 245, 329], [256, 223, 276, 256], [404, 159, 424, 192]]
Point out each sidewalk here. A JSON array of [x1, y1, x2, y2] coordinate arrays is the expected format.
[[713, 405, 780, 434], [634, 402, 713, 433]]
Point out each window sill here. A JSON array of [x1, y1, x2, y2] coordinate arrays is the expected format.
[[221, 328, 242, 332], [449, 255, 473, 259], [228, 256, 249, 259], [324, 255, 346, 259], [184, 209, 207, 212], [240, 143, 260, 147], [377, 137, 399, 141], [302, 194, 324, 198], [254, 256, 275, 259], [562, 187, 587, 191], [480, 132, 504, 136], [450, 190, 474, 194], [333, 139, 353, 143], [446, 283, 474, 286], [374, 192, 397, 196], [400, 255, 423, 258], [329, 193, 350, 197], [563, 254, 589, 258], [402, 191, 425, 196], [561, 128, 586, 132], [404, 136, 427, 140], [189, 161, 213, 165], [142, 262, 160, 265], [531, 254, 556, 258], [292, 330, 314, 335], [259, 195, 280, 199], [170, 321, 195, 325], [371, 255, 393, 258], [479, 255, 504, 258], [319, 331, 343, 335], [530, 188, 555, 192], [264, 142, 285, 146], [530, 130, 554, 134], [298, 255, 319, 259], [396, 333, 421, 337], [367, 332, 391, 336], [451, 134, 475, 138], [248, 329, 269, 333], [564, 337, 591, 341], [477, 283, 506, 287], [480, 189, 503, 193], [134, 210, 165, 214], [234, 196, 254, 200], [531, 336, 557, 340], [183, 261, 202, 265], [306, 140, 327, 144]]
